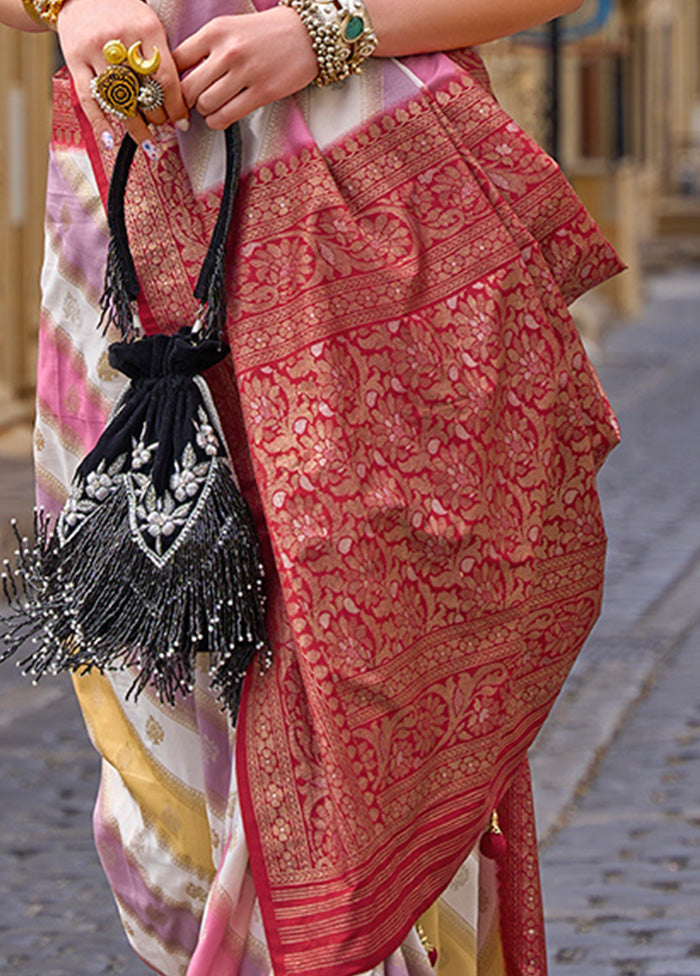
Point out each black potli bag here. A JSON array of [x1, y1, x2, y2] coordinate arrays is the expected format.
[[1, 123, 269, 717]]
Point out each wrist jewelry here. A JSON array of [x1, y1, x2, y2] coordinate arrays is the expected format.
[[21, 0, 71, 30], [279, 0, 378, 87]]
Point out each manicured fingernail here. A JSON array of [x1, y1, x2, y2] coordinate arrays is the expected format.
[[101, 131, 114, 150], [142, 140, 159, 161], [175, 117, 190, 132]]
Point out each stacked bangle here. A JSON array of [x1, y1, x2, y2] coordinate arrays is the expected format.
[[21, 0, 71, 30], [279, 0, 378, 87]]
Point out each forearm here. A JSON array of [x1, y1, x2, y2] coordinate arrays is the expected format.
[[0, 0, 49, 31], [368, 0, 583, 56]]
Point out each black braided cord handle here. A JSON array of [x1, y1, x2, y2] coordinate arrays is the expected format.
[[101, 123, 242, 340]]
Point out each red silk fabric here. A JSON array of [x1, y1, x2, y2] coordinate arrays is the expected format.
[[62, 46, 622, 976]]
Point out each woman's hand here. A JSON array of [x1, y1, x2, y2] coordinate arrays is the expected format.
[[173, 6, 316, 131], [57, 0, 189, 154]]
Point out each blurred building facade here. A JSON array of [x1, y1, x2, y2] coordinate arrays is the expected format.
[[0, 29, 53, 428], [482, 0, 700, 318], [1, 5, 699, 423]]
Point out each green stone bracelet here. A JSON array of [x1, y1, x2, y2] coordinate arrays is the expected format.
[[279, 0, 378, 87]]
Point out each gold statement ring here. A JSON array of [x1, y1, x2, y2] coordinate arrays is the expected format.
[[90, 39, 164, 120]]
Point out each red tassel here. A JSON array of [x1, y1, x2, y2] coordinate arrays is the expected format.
[[415, 922, 438, 968], [479, 810, 507, 861]]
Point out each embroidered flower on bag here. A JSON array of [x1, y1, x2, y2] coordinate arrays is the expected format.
[[85, 468, 115, 502], [62, 494, 81, 527], [132, 438, 158, 470], [145, 507, 178, 538], [170, 466, 200, 502], [170, 443, 210, 501], [134, 485, 193, 556], [194, 414, 219, 456]]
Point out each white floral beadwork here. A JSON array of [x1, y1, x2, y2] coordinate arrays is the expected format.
[[62, 495, 80, 527], [195, 419, 219, 456], [132, 439, 157, 470], [59, 403, 230, 563], [144, 507, 179, 538], [170, 467, 200, 501], [85, 469, 115, 502]]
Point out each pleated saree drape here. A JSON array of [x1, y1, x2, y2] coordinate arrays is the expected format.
[[35, 2, 622, 973]]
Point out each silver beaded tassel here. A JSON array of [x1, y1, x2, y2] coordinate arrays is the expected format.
[[1, 461, 269, 717], [0, 368, 270, 719]]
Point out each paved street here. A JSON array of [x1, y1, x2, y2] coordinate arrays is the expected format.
[[1, 268, 700, 974], [541, 620, 700, 976], [0, 669, 138, 974], [535, 270, 700, 975]]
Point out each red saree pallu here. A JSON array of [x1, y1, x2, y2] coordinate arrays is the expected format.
[[43, 22, 622, 976]]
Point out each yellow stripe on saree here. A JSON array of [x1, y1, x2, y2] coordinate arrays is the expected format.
[[72, 670, 215, 879]]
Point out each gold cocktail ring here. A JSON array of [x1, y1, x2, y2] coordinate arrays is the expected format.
[[102, 39, 161, 76], [127, 41, 161, 76], [91, 65, 141, 119], [90, 39, 164, 120], [90, 66, 165, 119]]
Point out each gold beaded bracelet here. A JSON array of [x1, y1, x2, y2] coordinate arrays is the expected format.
[[21, 0, 71, 30], [279, 0, 378, 87]]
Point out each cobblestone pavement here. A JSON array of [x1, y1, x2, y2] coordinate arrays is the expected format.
[[536, 269, 700, 974], [0, 669, 142, 974], [1, 269, 700, 974], [541, 621, 700, 976]]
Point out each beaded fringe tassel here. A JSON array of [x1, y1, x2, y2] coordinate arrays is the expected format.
[[1, 460, 269, 718]]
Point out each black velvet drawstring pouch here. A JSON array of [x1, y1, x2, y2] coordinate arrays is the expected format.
[[1, 124, 269, 717]]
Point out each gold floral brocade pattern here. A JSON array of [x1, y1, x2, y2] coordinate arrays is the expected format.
[[51, 46, 622, 976]]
